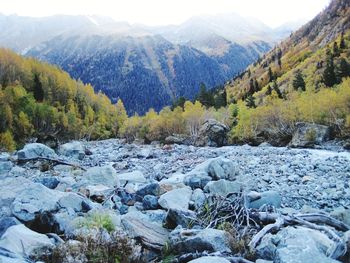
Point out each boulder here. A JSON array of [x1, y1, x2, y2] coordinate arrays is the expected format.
[[85, 184, 113, 203], [136, 183, 160, 199], [118, 170, 146, 184], [191, 189, 206, 210], [34, 176, 60, 189], [11, 184, 64, 222], [58, 141, 85, 160], [82, 165, 119, 188], [142, 195, 159, 210], [0, 217, 20, 237], [0, 224, 55, 257], [0, 177, 35, 208], [158, 187, 192, 210], [169, 228, 231, 254], [204, 179, 242, 197], [187, 157, 238, 181], [121, 211, 169, 250], [188, 256, 231, 263], [195, 119, 229, 147], [0, 161, 13, 176], [11, 183, 90, 222], [289, 122, 331, 148], [184, 174, 212, 189], [165, 208, 196, 228], [256, 226, 339, 263], [246, 191, 281, 209], [17, 143, 57, 160]]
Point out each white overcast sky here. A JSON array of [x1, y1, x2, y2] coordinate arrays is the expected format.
[[1, 0, 330, 28]]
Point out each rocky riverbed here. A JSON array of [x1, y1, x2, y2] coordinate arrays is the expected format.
[[0, 139, 350, 262]]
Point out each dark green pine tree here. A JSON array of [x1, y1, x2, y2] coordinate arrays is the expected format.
[[249, 79, 255, 95], [32, 74, 44, 102], [273, 81, 283, 99], [172, 96, 186, 109], [265, 85, 272, 96], [333, 41, 340, 57], [339, 33, 346, 49], [214, 90, 227, 109], [197, 83, 214, 107], [245, 95, 256, 108], [254, 79, 260, 92], [323, 57, 337, 87], [336, 58, 350, 81], [292, 70, 306, 91], [268, 67, 274, 82]]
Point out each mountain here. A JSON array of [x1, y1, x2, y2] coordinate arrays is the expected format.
[[0, 13, 300, 114], [224, 0, 350, 144]]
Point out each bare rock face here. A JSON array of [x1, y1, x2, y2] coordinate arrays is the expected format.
[[196, 119, 229, 147], [289, 122, 331, 148]]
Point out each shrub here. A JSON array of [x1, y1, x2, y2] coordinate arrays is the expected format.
[[76, 213, 115, 233], [37, 230, 142, 263]]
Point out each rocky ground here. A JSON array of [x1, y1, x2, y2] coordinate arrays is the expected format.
[[0, 139, 350, 262]]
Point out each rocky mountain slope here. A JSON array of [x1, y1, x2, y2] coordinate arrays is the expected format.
[[0, 13, 300, 114], [225, 0, 350, 100], [0, 140, 349, 262]]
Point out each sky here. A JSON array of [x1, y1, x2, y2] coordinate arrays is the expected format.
[[0, 0, 331, 28]]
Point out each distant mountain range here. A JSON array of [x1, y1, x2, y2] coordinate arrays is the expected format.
[[0, 13, 303, 114]]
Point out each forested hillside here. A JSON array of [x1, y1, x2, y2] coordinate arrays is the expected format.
[[0, 48, 127, 150], [118, 0, 350, 146]]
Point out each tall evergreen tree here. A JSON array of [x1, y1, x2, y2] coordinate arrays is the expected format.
[[245, 95, 256, 108], [268, 67, 274, 82], [336, 58, 350, 81], [265, 85, 272, 96], [32, 74, 44, 102], [292, 70, 306, 91], [323, 57, 337, 87], [273, 81, 283, 99], [333, 41, 340, 57], [339, 32, 346, 49]]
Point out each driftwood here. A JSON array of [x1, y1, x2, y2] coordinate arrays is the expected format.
[[17, 157, 87, 171], [195, 194, 349, 260], [248, 211, 348, 258]]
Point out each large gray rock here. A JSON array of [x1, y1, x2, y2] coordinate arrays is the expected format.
[[204, 179, 242, 197], [246, 191, 281, 209], [165, 208, 196, 228], [158, 187, 192, 210], [58, 141, 85, 160], [289, 122, 331, 148], [187, 157, 238, 181], [82, 165, 119, 188], [196, 119, 229, 147], [118, 170, 146, 192], [0, 161, 13, 176], [0, 217, 20, 237], [188, 257, 230, 263], [121, 211, 169, 250], [191, 189, 206, 210], [256, 226, 339, 263], [17, 143, 57, 160], [11, 183, 89, 222], [0, 177, 35, 209], [11, 184, 64, 222], [169, 228, 231, 254], [0, 247, 30, 263], [0, 224, 55, 257]]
